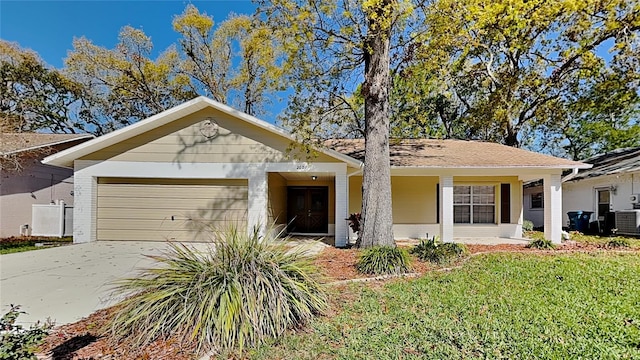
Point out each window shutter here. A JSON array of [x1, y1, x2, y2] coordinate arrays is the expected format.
[[436, 183, 440, 223], [501, 183, 511, 223]]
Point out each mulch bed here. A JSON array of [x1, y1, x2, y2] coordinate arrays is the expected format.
[[37, 242, 639, 359]]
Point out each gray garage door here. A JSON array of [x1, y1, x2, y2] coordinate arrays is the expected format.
[[97, 178, 248, 241]]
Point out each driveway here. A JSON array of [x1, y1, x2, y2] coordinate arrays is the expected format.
[[0, 239, 328, 327], [0, 242, 208, 326]]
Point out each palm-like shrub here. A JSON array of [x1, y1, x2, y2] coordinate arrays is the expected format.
[[107, 226, 327, 354], [356, 246, 411, 275], [527, 238, 556, 249], [410, 237, 468, 264], [606, 238, 630, 248]]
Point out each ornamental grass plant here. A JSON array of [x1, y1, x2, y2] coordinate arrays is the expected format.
[[355, 245, 411, 275], [106, 225, 327, 354]]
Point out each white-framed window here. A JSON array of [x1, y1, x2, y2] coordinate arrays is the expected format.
[[454, 185, 495, 224], [530, 192, 543, 209]]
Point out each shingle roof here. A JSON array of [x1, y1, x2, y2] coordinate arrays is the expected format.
[[563, 147, 640, 181], [0, 133, 94, 155], [326, 139, 588, 168]]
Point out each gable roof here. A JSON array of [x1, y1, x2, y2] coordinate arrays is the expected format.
[[0, 133, 94, 155], [327, 139, 590, 169], [563, 147, 640, 181], [42, 97, 363, 168]]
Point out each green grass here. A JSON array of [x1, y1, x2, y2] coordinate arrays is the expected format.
[[525, 230, 640, 248], [0, 237, 72, 254], [569, 232, 640, 248], [249, 253, 640, 359]]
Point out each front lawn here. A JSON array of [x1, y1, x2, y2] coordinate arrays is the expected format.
[[0, 236, 72, 254], [526, 230, 640, 248], [252, 253, 640, 359]]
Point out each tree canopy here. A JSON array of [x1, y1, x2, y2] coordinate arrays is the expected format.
[[2, 0, 638, 161], [406, 0, 640, 159]]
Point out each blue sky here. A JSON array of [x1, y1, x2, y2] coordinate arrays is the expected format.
[[0, 0, 257, 68]]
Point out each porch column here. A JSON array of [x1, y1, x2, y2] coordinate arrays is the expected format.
[[543, 173, 562, 244], [335, 168, 348, 247], [248, 171, 268, 238], [73, 166, 97, 243], [439, 175, 454, 243]]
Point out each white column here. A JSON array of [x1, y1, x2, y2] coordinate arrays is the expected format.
[[439, 175, 454, 243], [248, 171, 268, 238], [334, 168, 348, 247], [72, 166, 97, 243], [543, 173, 563, 244], [516, 180, 524, 238], [58, 200, 66, 238]]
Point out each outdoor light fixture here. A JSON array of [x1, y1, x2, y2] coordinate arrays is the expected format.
[[312, 175, 317, 180]]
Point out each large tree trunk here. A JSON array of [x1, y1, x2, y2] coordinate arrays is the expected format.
[[357, 1, 395, 248]]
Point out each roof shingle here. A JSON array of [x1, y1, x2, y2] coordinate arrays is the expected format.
[[326, 139, 587, 168], [0, 133, 93, 155], [564, 147, 640, 181]]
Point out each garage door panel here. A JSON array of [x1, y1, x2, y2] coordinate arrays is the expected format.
[[97, 218, 247, 231], [97, 185, 247, 199], [97, 197, 248, 210], [96, 178, 248, 241], [97, 208, 248, 220], [97, 228, 246, 242]]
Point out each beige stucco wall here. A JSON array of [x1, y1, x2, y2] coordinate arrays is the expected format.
[[80, 108, 339, 164], [0, 161, 75, 238], [267, 173, 287, 225], [348, 175, 522, 225], [349, 176, 438, 224]]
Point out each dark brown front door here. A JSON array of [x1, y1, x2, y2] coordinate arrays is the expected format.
[[287, 187, 328, 233]]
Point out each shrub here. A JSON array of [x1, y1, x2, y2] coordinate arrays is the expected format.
[[606, 238, 630, 248], [0, 305, 53, 360], [107, 225, 327, 354], [522, 220, 534, 232], [356, 245, 411, 275], [346, 213, 362, 234], [410, 237, 468, 264], [527, 238, 556, 249]]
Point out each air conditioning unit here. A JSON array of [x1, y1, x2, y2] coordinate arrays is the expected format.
[[615, 210, 640, 236], [631, 194, 640, 204]]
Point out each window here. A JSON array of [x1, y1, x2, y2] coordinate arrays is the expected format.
[[531, 192, 543, 209], [454, 185, 495, 224]]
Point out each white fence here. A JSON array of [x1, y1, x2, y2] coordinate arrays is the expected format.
[[32, 201, 73, 237]]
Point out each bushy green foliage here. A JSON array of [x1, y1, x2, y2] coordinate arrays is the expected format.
[[107, 226, 327, 354], [522, 220, 534, 231], [356, 246, 411, 275], [0, 305, 53, 360], [606, 238, 630, 248], [410, 237, 467, 264], [0, 236, 72, 254], [253, 253, 640, 359], [527, 238, 556, 249]]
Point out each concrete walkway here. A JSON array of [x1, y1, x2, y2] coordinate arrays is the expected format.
[[0, 240, 327, 326]]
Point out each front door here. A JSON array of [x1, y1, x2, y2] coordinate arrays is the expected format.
[[287, 187, 329, 233]]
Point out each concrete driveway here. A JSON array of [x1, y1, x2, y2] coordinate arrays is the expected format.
[[0, 239, 328, 327], [0, 242, 209, 326]]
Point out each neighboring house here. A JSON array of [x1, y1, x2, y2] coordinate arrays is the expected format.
[[43, 97, 587, 246], [0, 133, 93, 237], [562, 147, 640, 232]]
